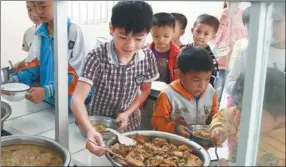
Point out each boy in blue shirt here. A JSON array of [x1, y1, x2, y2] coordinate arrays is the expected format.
[[10, 0, 91, 107]]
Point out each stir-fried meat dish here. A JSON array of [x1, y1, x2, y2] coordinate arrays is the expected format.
[[110, 134, 203, 166], [192, 129, 210, 139], [92, 123, 107, 132], [1, 144, 63, 166]]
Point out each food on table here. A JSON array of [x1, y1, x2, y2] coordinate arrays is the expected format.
[[192, 129, 210, 139], [1, 144, 63, 166], [110, 134, 203, 166], [92, 123, 107, 132]]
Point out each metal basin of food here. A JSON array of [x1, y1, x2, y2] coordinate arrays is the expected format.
[[76, 115, 123, 140], [1, 135, 71, 166], [1, 101, 12, 130], [105, 130, 211, 166]]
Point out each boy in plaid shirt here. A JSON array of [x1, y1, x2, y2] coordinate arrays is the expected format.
[[70, 1, 159, 156]]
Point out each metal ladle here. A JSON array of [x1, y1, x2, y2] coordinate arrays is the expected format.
[[8, 60, 16, 73]]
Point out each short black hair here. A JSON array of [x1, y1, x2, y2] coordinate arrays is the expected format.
[[152, 12, 176, 28], [242, 6, 251, 26], [177, 45, 214, 73], [111, 1, 153, 35], [232, 68, 285, 116], [193, 14, 220, 33], [171, 13, 188, 30]]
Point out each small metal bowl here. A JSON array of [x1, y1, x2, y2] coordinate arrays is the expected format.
[[75, 115, 123, 140], [189, 125, 214, 147]]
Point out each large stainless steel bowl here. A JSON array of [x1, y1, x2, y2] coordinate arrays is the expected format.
[[1, 135, 71, 166], [76, 115, 123, 140], [105, 130, 211, 166], [1, 101, 12, 130]]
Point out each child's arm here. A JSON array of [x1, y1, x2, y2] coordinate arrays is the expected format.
[[10, 66, 40, 86], [206, 92, 219, 124], [42, 74, 75, 99], [210, 109, 226, 132], [209, 108, 227, 145], [151, 92, 177, 133], [210, 107, 240, 145]]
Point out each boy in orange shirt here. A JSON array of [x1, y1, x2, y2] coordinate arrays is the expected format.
[[149, 12, 180, 84], [152, 45, 219, 138]]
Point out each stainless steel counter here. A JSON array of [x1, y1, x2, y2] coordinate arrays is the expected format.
[[1, 99, 112, 166]]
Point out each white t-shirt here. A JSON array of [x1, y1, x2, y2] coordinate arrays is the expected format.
[[22, 25, 36, 52], [224, 45, 285, 97], [220, 45, 285, 109]]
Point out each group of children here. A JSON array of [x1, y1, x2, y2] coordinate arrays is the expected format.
[[149, 11, 219, 86], [8, 1, 285, 166]]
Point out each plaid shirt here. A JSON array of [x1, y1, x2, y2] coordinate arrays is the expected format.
[[79, 41, 159, 131]]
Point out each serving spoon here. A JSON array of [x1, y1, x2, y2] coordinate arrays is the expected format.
[[106, 128, 137, 146]]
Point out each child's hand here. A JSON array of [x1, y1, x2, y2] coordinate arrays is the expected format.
[[86, 128, 106, 156], [176, 125, 192, 138], [115, 112, 130, 130], [26, 87, 46, 103], [14, 60, 27, 72], [220, 8, 229, 24], [210, 127, 227, 145]]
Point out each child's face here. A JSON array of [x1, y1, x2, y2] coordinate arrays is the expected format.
[[178, 70, 212, 96], [151, 26, 174, 50], [33, 0, 54, 23], [271, 9, 285, 46], [109, 26, 147, 58], [172, 21, 184, 41], [26, 2, 41, 25], [192, 23, 216, 47]]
